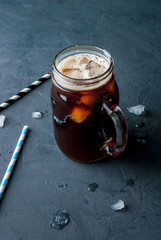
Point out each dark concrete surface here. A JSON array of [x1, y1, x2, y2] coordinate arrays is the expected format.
[[0, 0, 161, 239]]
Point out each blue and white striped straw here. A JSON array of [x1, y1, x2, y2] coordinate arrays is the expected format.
[[0, 125, 29, 200]]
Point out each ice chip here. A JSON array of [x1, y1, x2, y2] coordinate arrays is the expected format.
[[32, 112, 42, 119], [0, 115, 6, 128], [111, 199, 125, 211], [135, 121, 145, 128], [57, 183, 68, 189], [127, 105, 145, 116], [88, 183, 99, 192], [50, 210, 70, 230]]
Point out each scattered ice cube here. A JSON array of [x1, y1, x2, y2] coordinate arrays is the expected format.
[[135, 121, 145, 128], [88, 183, 99, 192], [50, 210, 70, 230], [57, 183, 68, 189], [32, 112, 42, 119], [127, 105, 145, 116], [111, 199, 125, 211], [0, 115, 6, 128]]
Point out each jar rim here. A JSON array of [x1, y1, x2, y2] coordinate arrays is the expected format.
[[52, 44, 114, 90]]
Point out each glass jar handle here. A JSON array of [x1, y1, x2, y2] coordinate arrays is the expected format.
[[101, 103, 128, 156]]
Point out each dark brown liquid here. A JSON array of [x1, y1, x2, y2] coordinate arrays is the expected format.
[[51, 73, 119, 162]]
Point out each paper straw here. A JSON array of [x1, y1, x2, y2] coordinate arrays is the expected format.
[[0, 73, 51, 112], [0, 125, 29, 201]]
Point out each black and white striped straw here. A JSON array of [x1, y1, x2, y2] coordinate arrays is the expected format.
[[0, 73, 51, 112]]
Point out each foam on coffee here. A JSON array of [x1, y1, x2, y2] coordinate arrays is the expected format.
[[57, 53, 109, 79], [53, 53, 113, 91]]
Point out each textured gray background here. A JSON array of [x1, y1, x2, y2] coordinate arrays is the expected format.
[[0, 0, 161, 239]]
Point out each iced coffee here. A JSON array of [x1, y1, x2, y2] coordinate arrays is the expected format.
[[51, 45, 127, 162]]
